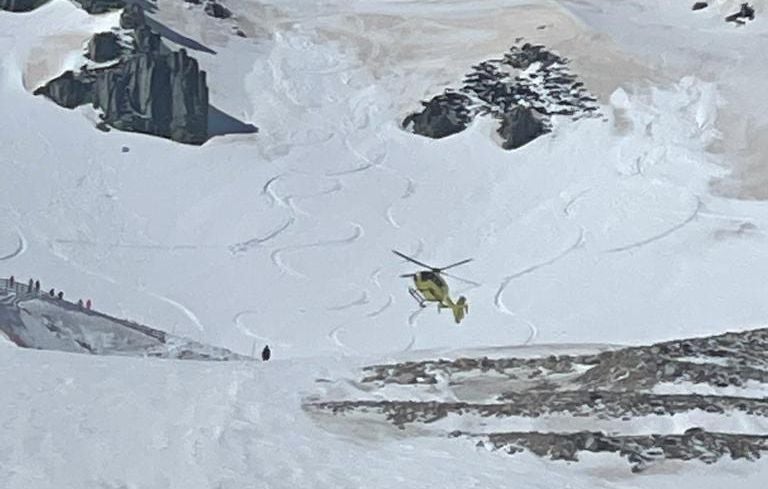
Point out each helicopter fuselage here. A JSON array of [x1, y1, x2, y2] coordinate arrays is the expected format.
[[413, 271, 449, 303]]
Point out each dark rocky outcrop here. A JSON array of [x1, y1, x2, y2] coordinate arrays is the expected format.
[[204, 1, 231, 19], [133, 25, 162, 53], [402, 92, 472, 139], [504, 42, 564, 70], [120, 3, 146, 30], [92, 49, 208, 144], [35, 6, 209, 145], [497, 106, 547, 149], [725, 3, 755, 23], [692, 2, 708, 10], [87, 32, 122, 63], [71, 0, 125, 14], [402, 42, 599, 150], [0, 0, 49, 11], [34, 71, 95, 108]]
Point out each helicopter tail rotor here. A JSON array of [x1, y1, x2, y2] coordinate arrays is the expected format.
[[451, 296, 468, 324]]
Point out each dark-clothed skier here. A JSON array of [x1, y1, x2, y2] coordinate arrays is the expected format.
[[261, 345, 271, 361]]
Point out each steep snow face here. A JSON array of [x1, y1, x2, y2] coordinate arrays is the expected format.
[[1, 0, 768, 362]]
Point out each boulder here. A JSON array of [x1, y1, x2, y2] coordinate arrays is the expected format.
[[725, 3, 755, 23], [691, 2, 708, 10], [71, 0, 125, 14], [204, 1, 231, 19], [403, 92, 472, 139], [0, 0, 49, 11], [505, 43, 563, 70], [36, 43, 209, 144], [87, 32, 122, 63], [120, 3, 146, 30], [497, 106, 547, 150], [91, 49, 208, 144], [133, 25, 162, 53], [33, 71, 94, 109]]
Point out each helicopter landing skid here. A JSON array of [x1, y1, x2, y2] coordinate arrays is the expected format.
[[408, 288, 427, 308]]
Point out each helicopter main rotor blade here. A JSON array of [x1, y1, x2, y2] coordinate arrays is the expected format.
[[392, 250, 435, 270], [400, 273, 416, 278], [437, 258, 473, 272], [441, 271, 482, 287]]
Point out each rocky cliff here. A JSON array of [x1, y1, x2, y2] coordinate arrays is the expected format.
[[33, 5, 210, 145]]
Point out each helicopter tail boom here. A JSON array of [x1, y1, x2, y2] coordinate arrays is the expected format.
[[439, 296, 469, 324]]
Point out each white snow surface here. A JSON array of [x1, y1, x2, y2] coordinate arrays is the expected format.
[[2, 0, 768, 487]]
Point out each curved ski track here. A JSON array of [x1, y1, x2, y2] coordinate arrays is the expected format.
[[0, 230, 26, 261], [605, 197, 701, 253], [494, 228, 585, 344], [229, 218, 296, 255], [270, 223, 364, 278]]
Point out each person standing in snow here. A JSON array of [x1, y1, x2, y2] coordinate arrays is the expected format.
[[34, 280, 40, 293], [9, 276, 14, 287], [49, 288, 55, 297], [27, 278, 33, 292], [57, 291, 63, 300], [77, 299, 83, 308], [86, 299, 92, 310], [261, 345, 271, 361]]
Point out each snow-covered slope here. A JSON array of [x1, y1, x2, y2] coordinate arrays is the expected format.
[[2, 0, 768, 486]]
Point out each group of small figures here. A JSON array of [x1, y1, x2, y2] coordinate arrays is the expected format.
[[6, 275, 93, 310]]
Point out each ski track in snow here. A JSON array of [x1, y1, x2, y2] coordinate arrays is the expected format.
[[269, 223, 364, 278], [370, 267, 383, 289], [326, 291, 369, 311], [563, 188, 592, 217], [148, 292, 206, 333], [402, 308, 424, 352], [262, 174, 288, 208], [229, 217, 296, 255], [384, 177, 417, 230], [605, 197, 702, 253], [0, 230, 26, 261], [283, 180, 344, 215], [232, 310, 290, 349], [367, 294, 394, 317], [494, 228, 585, 344]]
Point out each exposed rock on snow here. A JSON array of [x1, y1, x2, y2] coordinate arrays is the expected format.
[[725, 3, 755, 24], [34, 70, 94, 108], [87, 32, 123, 63], [94, 48, 209, 144], [120, 3, 146, 30], [308, 326, 768, 471], [72, 0, 125, 14], [204, 0, 231, 19], [468, 429, 768, 472], [402, 92, 473, 139], [402, 42, 599, 150], [692, 2, 708, 10], [0, 0, 49, 11], [34, 5, 209, 145], [498, 106, 547, 149]]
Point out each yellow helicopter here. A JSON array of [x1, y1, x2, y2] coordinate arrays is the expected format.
[[392, 250, 472, 324]]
